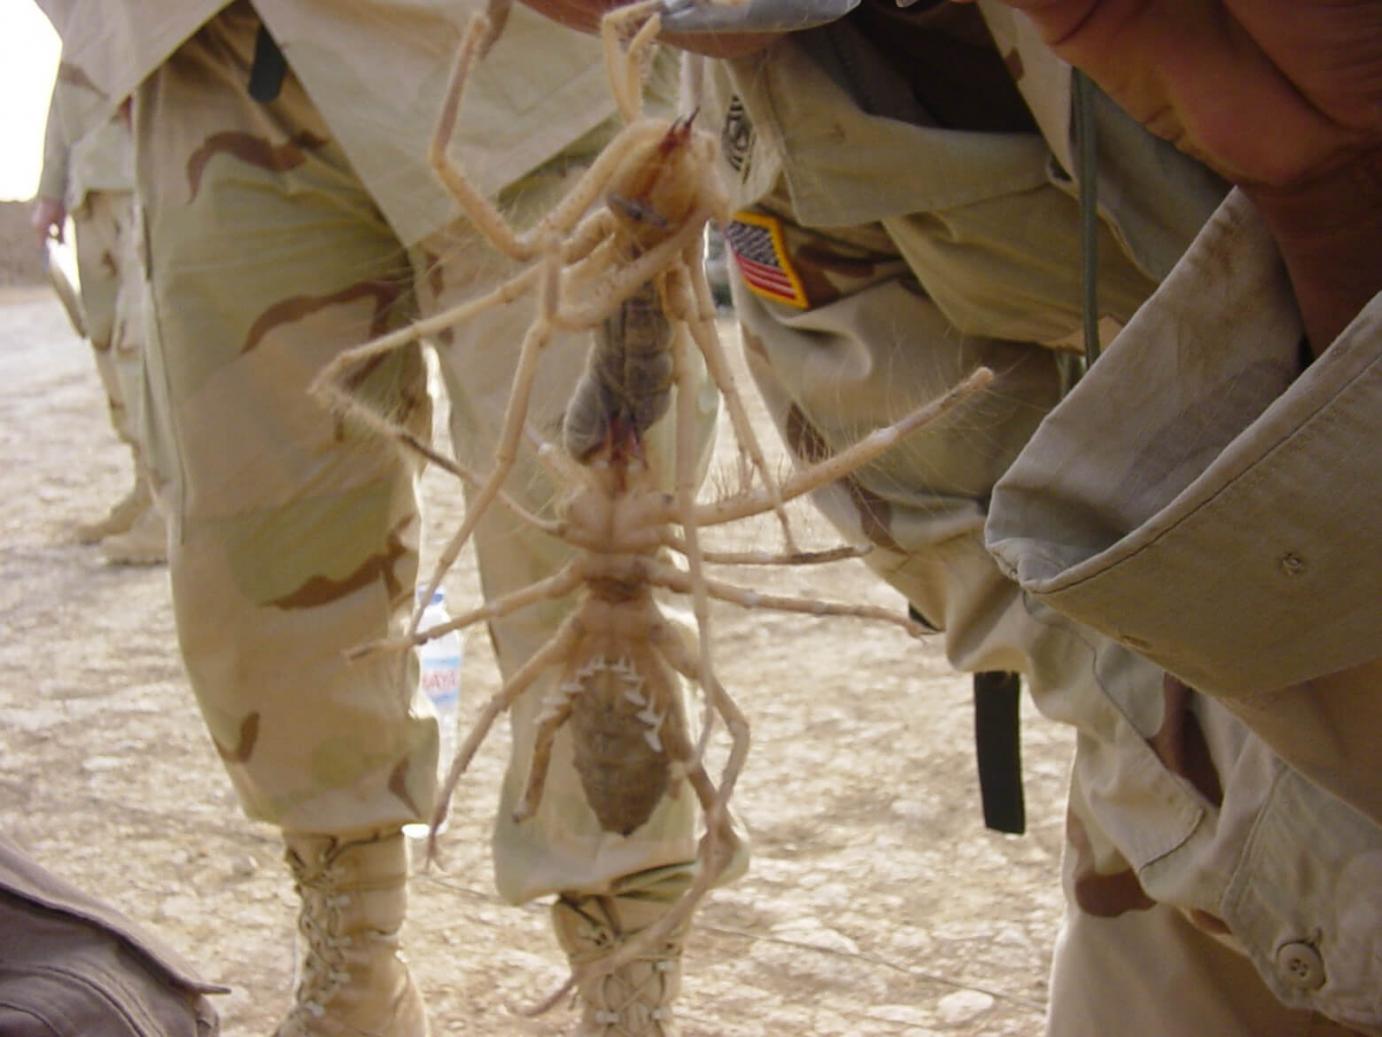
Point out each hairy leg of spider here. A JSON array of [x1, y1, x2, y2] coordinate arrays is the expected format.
[[665, 311, 719, 722], [310, 371, 554, 541], [433, 9, 643, 248], [513, 686, 575, 823], [311, 210, 617, 412], [693, 366, 996, 529], [647, 558, 928, 636], [554, 209, 711, 331], [311, 267, 544, 418], [666, 248, 795, 548], [654, 622, 748, 827], [350, 561, 583, 662], [662, 537, 870, 567], [430, 12, 665, 261], [412, 250, 563, 636], [678, 245, 800, 551], [398, 433, 556, 535], [599, 1, 662, 124], [427, 616, 585, 860], [528, 429, 589, 489]]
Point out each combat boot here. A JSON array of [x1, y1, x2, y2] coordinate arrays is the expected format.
[[100, 503, 167, 565], [552, 890, 687, 1037], [275, 828, 428, 1037], [75, 480, 149, 543]]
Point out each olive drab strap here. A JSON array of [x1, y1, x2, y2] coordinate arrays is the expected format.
[[1073, 68, 1101, 372]]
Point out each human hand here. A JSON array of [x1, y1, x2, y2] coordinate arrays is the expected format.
[[31, 196, 66, 249]]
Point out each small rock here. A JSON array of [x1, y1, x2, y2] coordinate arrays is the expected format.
[[770, 916, 859, 955], [866, 1003, 930, 1027], [936, 989, 995, 1024], [158, 894, 202, 923]]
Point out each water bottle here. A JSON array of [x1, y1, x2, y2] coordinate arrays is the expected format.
[[403, 586, 463, 840]]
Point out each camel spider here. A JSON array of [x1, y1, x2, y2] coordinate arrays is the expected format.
[[311, 0, 994, 1013]]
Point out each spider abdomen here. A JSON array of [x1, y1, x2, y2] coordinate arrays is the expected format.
[[566, 645, 676, 836]]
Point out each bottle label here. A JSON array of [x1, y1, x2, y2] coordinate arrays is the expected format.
[[420, 657, 460, 708]]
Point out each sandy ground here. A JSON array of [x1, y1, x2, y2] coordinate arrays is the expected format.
[[0, 285, 1074, 1036]]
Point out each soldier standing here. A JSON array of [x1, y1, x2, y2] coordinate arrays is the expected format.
[[32, 2, 726, 1034], [33, 88, 167, 564]]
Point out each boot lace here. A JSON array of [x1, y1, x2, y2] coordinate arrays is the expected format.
[[278, 854, 355, 1034]]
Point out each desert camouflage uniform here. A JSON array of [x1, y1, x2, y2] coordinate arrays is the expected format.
[[709, 2, 1380, 1035], [38, 85, 154, 518], [38, 0, 721, 995]]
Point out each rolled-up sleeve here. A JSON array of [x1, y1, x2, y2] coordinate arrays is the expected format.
[[986, 190, 1382, 819]]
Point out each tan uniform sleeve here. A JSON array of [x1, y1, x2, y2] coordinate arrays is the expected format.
[[38, 76, 70, 202], [987, 190, 1382, 822]]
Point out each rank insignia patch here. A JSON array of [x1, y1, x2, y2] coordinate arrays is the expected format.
[[724, 211, 809, 309], [721, 95, 754, 176]]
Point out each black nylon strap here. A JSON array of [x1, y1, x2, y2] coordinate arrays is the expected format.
[[973, 670, 1025, 834], [248, 24, 287, 104]]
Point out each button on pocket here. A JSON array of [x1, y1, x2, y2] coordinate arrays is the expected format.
[[1276, 941, 1326, 991]]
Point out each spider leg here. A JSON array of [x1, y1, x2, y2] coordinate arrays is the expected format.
[[529, 120, 668, 247], [600, 1, 663, 124], [397, 433, 557, 536], [692, 366, 995, 528], [348, 561, 583, 662], [647, 558, 929, 637], [310, 263, 543, 414], [555, 210, 710, 330], [431, 11, 665, 260], [513, 683, 577, 823], [427, 615, 584, 862], [661, 536, 871, 567], [412, 248, 564, 636], [312, 371, 556, 539], [663, 308, 719, 723], [653, 622, 748, 829], [679, 242, 800, 551], [431, 12, 537, 261]]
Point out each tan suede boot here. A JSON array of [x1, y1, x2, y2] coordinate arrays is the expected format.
[[100, 503, 167, 566], [275, 829, 428, 1037], [74, 479, 149, 544], [552, 890, 688, 1037]]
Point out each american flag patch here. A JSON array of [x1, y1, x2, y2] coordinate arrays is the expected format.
[[724, 211, 809, 309]]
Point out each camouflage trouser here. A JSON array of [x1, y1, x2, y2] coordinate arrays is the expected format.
[[727, 204, 1371, 1036], [133, 7, 720, 902], [72, 188, 150, 487]]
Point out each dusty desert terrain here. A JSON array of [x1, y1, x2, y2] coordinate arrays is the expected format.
[[0, 284, 1073, 1036]]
